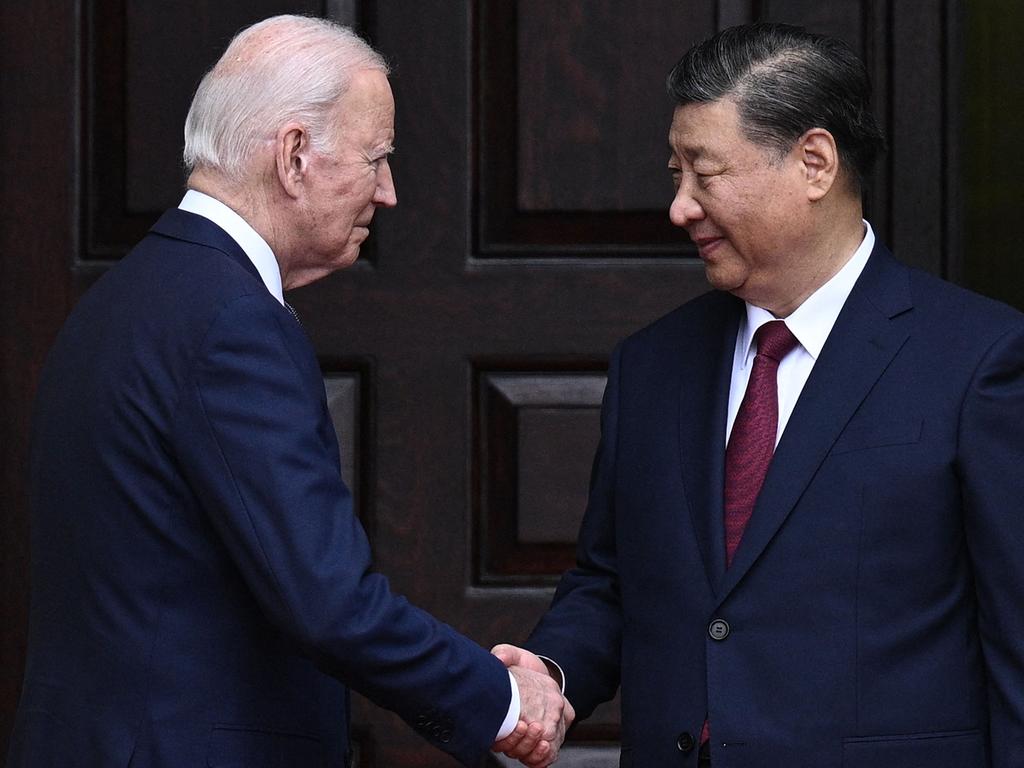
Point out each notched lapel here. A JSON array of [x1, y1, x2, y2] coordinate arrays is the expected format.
[[715, 247, 913, 601]]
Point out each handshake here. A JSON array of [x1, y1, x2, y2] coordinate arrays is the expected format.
[[490, 644, 576, 768]]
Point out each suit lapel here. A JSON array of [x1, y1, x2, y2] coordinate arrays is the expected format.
[[715, 245, 914, 602], [678, 293, 742, 595]]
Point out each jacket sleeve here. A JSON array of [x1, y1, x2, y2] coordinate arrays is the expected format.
[[958, 317, 1024, 766], [172, 293, 509, 765], [525, 342, 625, 719]]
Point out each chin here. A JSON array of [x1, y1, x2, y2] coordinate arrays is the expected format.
[[704, 265, 745, 294], [335, 245, 361, 268]]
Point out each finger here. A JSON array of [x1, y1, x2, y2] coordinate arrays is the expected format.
[[504, 721, 544, 760], [492, 725, 525, 753], [494, 719, 531, 753], [522, 738, 553, 768]]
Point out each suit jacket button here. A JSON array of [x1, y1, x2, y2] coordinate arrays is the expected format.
[[677, 731, 695, 752], [708, 618, 730, 640]]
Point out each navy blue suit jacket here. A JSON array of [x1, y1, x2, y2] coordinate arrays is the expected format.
[[8, 209, 510, 767], [527, 244, 1024, 767]]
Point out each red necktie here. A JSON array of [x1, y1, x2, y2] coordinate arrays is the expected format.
[[723, 320, 798, 567], [701, 321, 798, 750]]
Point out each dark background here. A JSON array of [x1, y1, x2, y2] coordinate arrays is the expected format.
[[2, 1, 1021, 765]]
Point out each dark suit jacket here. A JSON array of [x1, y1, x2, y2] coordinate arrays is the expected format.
[[8, 209, 510, 767], [527, 243, 1024, 767]]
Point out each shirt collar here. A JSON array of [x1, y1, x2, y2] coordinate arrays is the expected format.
[[178, 189, 284, 306], [737, 221, 875, 367]]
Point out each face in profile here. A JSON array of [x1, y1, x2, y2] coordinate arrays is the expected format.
[[297, 68, 397, 280], [667, 98, 818, 313]]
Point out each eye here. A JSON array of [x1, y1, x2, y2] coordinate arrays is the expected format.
[[694, 167, 723, 188], [371, 148, 395, 173]]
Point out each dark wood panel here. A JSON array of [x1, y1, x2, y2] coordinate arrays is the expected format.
[[715, 0, 756, 27], [324, 370, 368, 521], [516, 0, 714, 212], [963, 0, 1024, 309], [474, 0, 712, 255], [476, 371, 606, 584], [889, 0, 947, 273], [762, 0, 863, 49], [517, 409, 599, 544], [0, 0, 78, 755]]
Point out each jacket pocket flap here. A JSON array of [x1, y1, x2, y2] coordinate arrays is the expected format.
[[830, 419, 923, 455], [842, 729, 982, 768]]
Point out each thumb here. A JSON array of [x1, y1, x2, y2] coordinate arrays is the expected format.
[[490, 643, 523, 668]]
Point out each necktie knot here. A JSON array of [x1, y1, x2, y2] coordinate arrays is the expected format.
[[754, 320, 798, 363]]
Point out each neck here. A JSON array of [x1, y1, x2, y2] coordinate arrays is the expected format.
[[188, 168, 291, 275], [768, 210, 865, 318]]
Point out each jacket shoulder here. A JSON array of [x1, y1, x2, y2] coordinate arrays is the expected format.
[[619, 289, 737, 353]]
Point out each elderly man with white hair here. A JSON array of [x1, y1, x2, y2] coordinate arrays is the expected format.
[[7, 15, 571, 768]]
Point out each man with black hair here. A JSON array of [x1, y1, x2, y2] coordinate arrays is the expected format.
[[494, 23, 1024, 767]]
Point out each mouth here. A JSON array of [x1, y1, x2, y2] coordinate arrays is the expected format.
[[691, 235, 724, 258]]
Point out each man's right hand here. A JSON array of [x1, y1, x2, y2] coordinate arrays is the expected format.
[[491, 644, 574, 768]]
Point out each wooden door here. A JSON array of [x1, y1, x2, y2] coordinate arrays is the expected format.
[[0, 2, 965, 765]]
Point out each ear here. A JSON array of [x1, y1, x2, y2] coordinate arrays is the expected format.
[[274, 122, 311, 199], [797, 128, 839, 202]]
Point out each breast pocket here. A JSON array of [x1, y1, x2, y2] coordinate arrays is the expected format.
[[207, 724, 324, 768], [830, 418, 923, 456]]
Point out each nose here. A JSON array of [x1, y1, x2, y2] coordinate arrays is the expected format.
[[373, 159, 397, 208], [669, 177, 704, 229]]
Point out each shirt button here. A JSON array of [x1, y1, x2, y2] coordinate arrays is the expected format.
[[677, 731, 695, 752], [708, 618, 730, 640]]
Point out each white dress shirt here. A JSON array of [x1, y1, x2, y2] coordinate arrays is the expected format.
[[178, 190, 285, 306], [726, 222, 875, 447], [177, 189, 522, 740]]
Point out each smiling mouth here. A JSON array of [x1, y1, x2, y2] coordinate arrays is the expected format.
[[692, 236, 724, 257]]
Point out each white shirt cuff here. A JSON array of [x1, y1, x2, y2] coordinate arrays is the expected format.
[[495, 670, 521, 741], [538, 655, 566, 694]]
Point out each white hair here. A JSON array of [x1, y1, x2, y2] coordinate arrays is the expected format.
[[183, 15, 389, 180]]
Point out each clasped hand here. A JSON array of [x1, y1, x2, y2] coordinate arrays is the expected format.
[[490, 644, 575, 767]]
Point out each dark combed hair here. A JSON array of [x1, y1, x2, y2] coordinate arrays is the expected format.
[[667, 23, 886, 192]]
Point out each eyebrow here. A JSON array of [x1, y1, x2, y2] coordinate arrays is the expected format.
[[668, 140, 722, 165]]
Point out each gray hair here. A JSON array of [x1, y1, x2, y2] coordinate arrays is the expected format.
[[183, 15, 389, 180], [667, 23, 885, 193]]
